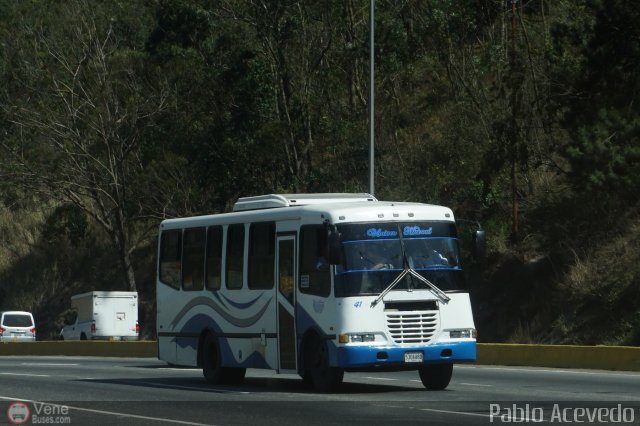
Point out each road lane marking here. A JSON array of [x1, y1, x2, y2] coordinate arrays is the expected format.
[[458, 365, 640, 378], [0, 371, 95, 380], [0, 372, 50, 377], [421, 407, 540, 422], [0, 395, 217, 426], [374, 404, 493, 420], [419, 408, 492, 419], [362, 376, 398, 381], [459, 382, 493, 387], [21, 363, 80, 366], [160, 368, 200, 371]]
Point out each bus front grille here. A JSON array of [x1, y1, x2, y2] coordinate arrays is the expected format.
[[386, 311, 439, 344]]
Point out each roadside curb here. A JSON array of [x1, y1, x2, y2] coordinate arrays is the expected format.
[[477, 343, 640, 372], [0, 341, 157, 357], [1, 342, 638, 372]]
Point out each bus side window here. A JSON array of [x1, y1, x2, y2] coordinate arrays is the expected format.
[[299, 225, 330, 297], [182, 227, 205, 291], [159, 229, 181, 289], [226, 223, 245, 290], [248, 222, 275, 289], [206, 226, 223, 290]]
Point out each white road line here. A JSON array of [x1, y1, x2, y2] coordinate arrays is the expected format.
[[419, 408, 492, 419], [458, 365, 640, 377], [0, 396, 216, 426], [459, 382, 493, 387], [362, 376, 398, 381], [0, 372, 50, 377], [421, 407, 539, 422], [160, 368, 200, 372], [374, 404, 493, 420], [21, 363, 80, 366]]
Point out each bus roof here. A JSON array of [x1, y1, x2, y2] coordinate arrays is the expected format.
[[160, 194, 455, 229], [232, 193, 377, 211]]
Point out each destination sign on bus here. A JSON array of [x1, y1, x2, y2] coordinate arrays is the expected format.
[[366, 225, 433, 238]]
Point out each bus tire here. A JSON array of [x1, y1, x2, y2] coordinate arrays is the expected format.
[[300, 335, 313, 384], [202, 333, 246, 385], [299, 371, 312, 385], [418, 363, 453, 390], [309, 336, 343, 392], [222, 367, 246, 385], [202, 333, 225, 384]]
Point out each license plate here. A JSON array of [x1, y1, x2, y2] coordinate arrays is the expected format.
[[404, 351, 424, 363]]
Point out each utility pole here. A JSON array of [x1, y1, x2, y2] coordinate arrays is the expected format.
[[510, 0, 519, 236], [369, 0, 375, 196]]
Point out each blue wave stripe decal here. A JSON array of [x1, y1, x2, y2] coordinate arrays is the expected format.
[[211, 291, 228, 309], [169, 295, 273, 329], [220, 292, 264, 309]]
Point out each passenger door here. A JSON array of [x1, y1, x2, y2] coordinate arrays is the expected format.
[[276, 236, 297, 372]]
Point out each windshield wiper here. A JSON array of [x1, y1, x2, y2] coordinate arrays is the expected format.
[[370, 225, 451, 308]]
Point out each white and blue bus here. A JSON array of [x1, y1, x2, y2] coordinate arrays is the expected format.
[[156, 193, 484, 391]]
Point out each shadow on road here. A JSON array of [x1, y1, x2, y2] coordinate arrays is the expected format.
[[75, 374, 431, 396]]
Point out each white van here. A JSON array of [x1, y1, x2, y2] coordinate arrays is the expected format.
[[0, 311, 36, 342], [60, 291, 139, 340]]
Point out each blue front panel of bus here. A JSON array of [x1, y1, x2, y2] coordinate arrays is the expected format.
[[336, 340, 476, 368]]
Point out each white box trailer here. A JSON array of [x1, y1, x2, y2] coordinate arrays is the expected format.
[[60, 291, 139, 340]]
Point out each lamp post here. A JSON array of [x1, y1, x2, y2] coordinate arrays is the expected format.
[[510, 0, 519, 236], [369, 0, 375, 196]]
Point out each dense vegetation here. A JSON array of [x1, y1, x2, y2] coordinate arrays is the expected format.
[[0, 0, 638, 343]]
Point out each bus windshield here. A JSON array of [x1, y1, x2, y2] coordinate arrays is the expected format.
[[334, 222, 465, 297]]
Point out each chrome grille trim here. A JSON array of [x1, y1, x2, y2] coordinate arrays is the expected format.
[[386, 311, 439, 344]]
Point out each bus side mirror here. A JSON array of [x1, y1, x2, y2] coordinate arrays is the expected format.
[[327, 226, 342, 265], [472, 229, 486, 261]]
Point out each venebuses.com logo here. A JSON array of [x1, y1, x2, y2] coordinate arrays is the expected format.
[[7, 401, 71, 424], [7, 402, 30, 425]]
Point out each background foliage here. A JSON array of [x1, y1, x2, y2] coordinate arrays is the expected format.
[[0, 0, 638, 343]]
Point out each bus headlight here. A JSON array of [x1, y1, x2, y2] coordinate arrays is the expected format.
[[448, 329, 477, 339], [338, 333, 376, 343]]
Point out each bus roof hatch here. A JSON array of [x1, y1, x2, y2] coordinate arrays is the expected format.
[[232, 193, 378, 212]]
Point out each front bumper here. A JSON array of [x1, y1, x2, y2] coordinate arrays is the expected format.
[[0, 335, 36, 343], [336, 340, 476, 369]]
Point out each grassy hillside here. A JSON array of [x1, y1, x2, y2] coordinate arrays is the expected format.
[[0, 202, 157, 340], [472, 199, 640, 345]]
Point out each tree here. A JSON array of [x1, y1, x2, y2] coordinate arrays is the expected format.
[[1, 1, 167, 291], [554, 0, 640, 202]]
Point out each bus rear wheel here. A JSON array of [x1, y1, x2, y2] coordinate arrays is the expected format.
[[308, 336, 343, 392], [202, 333, 246, 385], [418, 363, 453, 390]]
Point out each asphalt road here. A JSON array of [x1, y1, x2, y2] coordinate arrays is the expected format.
[[0, 356, 639, 425]]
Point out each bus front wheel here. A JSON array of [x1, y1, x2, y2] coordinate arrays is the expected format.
[[308, 336, 343, 392], [202, 333, 246, 385], [202, 333, 224, 384], [418, 363, 453, 390]]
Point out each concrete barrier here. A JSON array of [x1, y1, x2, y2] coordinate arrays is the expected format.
[[1, 341, 639, 372], [477, 343, 640, 372], [0, 341, 157, 358]]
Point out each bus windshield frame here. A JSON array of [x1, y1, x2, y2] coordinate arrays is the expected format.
[[334, 221, 466, 297]]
